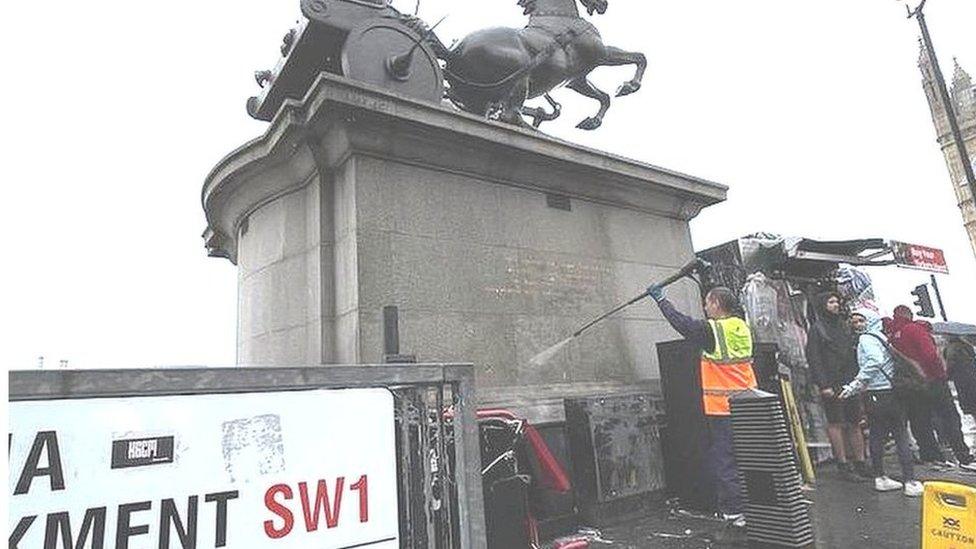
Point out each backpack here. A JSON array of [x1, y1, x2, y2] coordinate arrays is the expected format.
[[862, 333, 927, 396]]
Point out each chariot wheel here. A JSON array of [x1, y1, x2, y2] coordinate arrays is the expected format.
[[341, 18, 445, 103]]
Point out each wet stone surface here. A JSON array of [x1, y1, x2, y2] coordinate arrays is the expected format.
[[557, 460, 975, 548]]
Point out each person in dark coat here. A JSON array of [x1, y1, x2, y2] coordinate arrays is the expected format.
[[945, 335, 976, 418], [805, 292, 870, 480]]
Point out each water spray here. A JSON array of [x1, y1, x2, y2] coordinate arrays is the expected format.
[[528, 258, 710, 367]]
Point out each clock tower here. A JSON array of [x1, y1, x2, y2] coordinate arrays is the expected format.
[[920, 47, 976, 260]]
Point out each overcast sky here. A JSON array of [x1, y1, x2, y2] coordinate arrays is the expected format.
[[2, 0, 974, 369]]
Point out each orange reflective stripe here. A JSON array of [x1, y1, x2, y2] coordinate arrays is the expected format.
[[702, 388, 739, 396], [709, 357, 756, 366], [700, 357, 758, 416], [701, 361, 757, 390]]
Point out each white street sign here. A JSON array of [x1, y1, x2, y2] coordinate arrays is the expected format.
[[9, 388, 399, 549]]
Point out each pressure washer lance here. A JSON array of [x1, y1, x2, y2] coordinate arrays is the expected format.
[[527, 258, 711, 367]]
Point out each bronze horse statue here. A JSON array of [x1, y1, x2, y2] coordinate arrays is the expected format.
[[412, 0, 646, 129]]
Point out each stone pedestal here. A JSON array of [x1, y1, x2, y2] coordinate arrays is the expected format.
[[203, 74, 726, 421]]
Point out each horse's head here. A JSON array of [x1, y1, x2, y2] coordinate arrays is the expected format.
[[579, 0, 608, 15]]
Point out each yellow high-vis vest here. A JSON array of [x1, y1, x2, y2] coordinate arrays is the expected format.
[[700, 317, 758, 416]]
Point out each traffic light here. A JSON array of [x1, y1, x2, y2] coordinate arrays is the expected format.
[[911, 284, 936, 318]]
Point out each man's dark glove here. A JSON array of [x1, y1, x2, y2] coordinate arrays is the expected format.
[[647, 284, 665, 302]]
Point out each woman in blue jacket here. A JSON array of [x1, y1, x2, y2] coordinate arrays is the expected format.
[[840, 309, 922, 497]]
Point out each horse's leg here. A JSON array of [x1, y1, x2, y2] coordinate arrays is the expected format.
[[520, 106, 549, 128], [501, 107, 534, 128], [566, 77, 610, 130], [602, 46, 647, 97], [489, 80, 535, 129], [521, 94, 562, 128]]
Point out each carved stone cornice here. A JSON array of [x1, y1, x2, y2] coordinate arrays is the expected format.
[[202, 73, 728, 263]]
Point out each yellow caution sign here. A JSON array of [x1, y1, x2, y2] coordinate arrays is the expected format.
[[922, 481, 976, 549]]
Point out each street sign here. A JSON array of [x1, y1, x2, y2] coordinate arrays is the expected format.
[[9, 388, 399, 549], [890, 241, 949, 274]]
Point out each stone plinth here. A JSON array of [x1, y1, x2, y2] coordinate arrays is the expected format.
[[203, 73, 726, 421]]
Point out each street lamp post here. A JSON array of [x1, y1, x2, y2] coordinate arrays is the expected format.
[[907, 0, 976, 208]]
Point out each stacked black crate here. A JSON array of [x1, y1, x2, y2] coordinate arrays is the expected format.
[[730, 389, 813, 548]]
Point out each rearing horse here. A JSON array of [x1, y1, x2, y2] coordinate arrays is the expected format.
[[415, 0, 646, 130]]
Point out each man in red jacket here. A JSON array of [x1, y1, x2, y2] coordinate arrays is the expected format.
[[888, 306, 973, 467]]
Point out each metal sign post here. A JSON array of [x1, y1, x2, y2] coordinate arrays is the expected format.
[[930, 274, 948, 322]]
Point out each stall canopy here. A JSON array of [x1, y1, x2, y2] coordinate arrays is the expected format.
[[698, 235, 946, 287], [778, 238, 892, 278]]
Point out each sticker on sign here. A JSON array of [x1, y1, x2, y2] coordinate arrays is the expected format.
[[8, 388, 399, 549], [890, 240, 949, 274]]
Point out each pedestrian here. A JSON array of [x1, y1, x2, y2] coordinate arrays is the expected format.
[[804, 291, 871, 481], [839, 309, 922, 497], [647, 284, 756, 525], [888, 306, 973, 467], [944, 335, 976, 420]]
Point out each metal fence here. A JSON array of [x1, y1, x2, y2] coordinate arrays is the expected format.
[[9, 364, 487, 549]]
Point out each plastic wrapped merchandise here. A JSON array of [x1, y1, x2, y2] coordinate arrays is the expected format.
[[836, 265, 878, 312], [741, 273, 808, 370], [742, 273, 830, 463], [742, 272, 780, 344]]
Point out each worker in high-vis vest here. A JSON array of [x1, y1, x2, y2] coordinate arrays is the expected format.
[[647, 284, 758, 524]]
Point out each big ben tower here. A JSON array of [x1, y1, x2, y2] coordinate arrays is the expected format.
[[920, 46, 976, 259]]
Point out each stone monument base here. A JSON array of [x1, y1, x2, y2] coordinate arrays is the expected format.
[[203, 73, 726, 421]]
